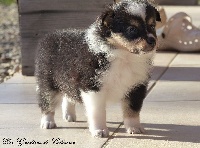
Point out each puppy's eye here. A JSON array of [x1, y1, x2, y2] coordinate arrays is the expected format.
[[124, 26, 139, 40], [127, 26, 138, 35]]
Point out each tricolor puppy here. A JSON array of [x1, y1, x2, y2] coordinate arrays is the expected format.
[[35, 0, 161, 138]]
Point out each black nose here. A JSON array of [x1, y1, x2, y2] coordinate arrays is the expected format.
[[147, 37, 156, 46]]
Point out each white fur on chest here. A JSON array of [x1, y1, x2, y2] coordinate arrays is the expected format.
[[99, 49, 154, 101]]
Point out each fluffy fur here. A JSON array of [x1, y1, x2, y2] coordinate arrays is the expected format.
[[35, 0, 160, 138]]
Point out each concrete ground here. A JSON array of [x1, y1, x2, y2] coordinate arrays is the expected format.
[[1, 6, 200, 148]]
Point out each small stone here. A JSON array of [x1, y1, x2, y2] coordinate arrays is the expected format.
[[14, 65, 20, 73], [2, 57, 12, 63], [0, 68, 6, 74]]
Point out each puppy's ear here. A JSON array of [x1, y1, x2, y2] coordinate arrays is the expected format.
[[155, 8, 161, 22], [101, 9, 115, 28]]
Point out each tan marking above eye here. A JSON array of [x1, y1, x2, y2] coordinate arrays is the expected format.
[[130, 20, 140, 27], [107, 33, 153, 53], [147, 17, 156, 26]]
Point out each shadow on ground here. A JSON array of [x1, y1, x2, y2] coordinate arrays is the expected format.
[[113, 123, 200, 143], [153, 66, 200, 81]]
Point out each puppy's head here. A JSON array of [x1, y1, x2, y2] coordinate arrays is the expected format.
[[99, 0, 161, 54]]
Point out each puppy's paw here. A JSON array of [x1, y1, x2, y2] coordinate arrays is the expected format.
[[40, 121, 57, 129], [40, 112, 56, 129], [124, 117, 146, 134], [126, 126, 146, 134], [90, 129, 109, 138], [63, 114, 76, 122]]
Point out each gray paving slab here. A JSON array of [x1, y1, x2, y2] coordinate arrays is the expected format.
[[0, 83, 37, 104], [151, 52, 177, 81], [170, 53, 200, 66]]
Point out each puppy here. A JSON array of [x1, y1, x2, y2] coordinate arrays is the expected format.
[[35, 0, 161, 138]]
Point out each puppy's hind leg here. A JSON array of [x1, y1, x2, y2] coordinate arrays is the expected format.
[[81, 91, 109, 138], [122, 84, 147, 134], [38, 88, 62, 129], [62, 95, 76, 122], [40, 111, 56, 129]]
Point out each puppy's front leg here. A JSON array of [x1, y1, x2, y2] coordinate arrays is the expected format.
[[81, 91, 109, 138], [122, 84, 147, 134]]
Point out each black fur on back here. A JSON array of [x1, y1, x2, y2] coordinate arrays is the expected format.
[[35, 29, 109, 103]]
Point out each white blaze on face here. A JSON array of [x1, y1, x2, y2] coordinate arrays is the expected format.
[[126, 2, 146, 21]]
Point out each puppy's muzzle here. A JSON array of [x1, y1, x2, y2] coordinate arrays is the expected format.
[[142, 35, 157, 53], [147, 37, 156, 47]]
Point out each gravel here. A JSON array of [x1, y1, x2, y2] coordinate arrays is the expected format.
[[0, 3, 21, 83]]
